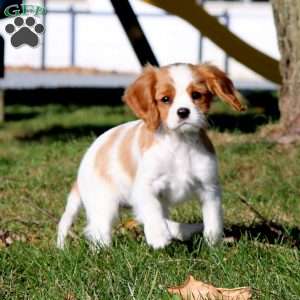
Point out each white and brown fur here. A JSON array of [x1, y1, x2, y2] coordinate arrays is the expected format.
[[57, 63, 244, 249]]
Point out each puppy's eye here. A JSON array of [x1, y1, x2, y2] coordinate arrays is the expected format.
[[161, 96, 170, 104], [191, 91, 202, 100]]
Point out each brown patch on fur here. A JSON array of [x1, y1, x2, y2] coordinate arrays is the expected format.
[[123, 65, 160, 131], [186, 83, 213, 113], [95, 126, 122, 184], [190, 64, 245, 112], [155, 67, 175, 124], [138, 122, 156, 153], [118, 124, 139, 179], [199, 129, 215, 154], [123, 65, 178, 131]]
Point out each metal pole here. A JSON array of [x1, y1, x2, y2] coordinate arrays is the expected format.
[[41, 0, 47, 70], [70, 7, 76, 66], [198, 0, 206, 63], [199, 34, 203, 63], [224, 11, 230, 74]]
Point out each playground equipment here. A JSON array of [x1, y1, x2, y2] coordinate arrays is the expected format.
[[143, 0, 281, 84], [110, 0, 159, 67]]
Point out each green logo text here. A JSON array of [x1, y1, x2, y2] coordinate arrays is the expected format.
[[4, 5, 46, 17]]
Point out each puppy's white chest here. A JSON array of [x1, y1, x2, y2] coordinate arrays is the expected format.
[[169, 169, 193, 202], [151, 144, 196, 203]]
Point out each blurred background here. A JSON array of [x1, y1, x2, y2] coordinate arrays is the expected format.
[[0, 0, 278, 87], [0, 0, 280, 132]]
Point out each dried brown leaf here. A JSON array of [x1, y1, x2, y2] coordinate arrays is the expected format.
[[0, 230, 28, 248], [116, 219, 142, 239], [0, 231, 15, 247], [64, 293, 76, 300], [0, 239, 6, 249], [168, 275, 252, 300], [122, 219, 139, 231]]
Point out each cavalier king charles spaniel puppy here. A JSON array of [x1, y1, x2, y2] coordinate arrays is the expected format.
[[57, 63, 244, 250]]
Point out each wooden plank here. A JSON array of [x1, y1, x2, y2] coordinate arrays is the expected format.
[[0, 34, 4, 122], [144, 0, 281, 84], [110, 0, 159, 67], [0, 35, 4, 78], [0, 90, 4, 122]]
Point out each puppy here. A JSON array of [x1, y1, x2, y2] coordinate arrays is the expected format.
[[57, 63, 244, 249]]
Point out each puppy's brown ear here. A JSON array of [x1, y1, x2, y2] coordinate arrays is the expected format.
[[195, 64, 246, 112], [123, 65, 160, 130]]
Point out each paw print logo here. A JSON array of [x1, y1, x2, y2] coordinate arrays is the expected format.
[[5, 16, 45, 48]]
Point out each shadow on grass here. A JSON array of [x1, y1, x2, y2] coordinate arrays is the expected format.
[[16, 112, 279, 142], [224, 222, 300, 248], [16, 125, 113, 142], [6, 87, 280, 140], [5, 88, 124, 106], [5, 111, 41, 121], [176, 222, 300, 254], [208, 113, 277, 133]]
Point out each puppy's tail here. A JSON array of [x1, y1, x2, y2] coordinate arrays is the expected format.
[[57, 182, 82, 249]]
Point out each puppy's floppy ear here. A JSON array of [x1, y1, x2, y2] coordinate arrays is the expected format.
[[195, 64, 246, 112], [123, 65, 160, 130]]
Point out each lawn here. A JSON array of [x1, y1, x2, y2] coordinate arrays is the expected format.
[[0, 103, 300, 299]]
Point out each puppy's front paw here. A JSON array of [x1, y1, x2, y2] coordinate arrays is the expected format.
[[204, 227, 223, 247], [144, 224, 172, 249]]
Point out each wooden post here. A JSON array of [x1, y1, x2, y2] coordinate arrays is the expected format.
[[0, 1, 23, 122], [0, 34, 4, 122], [0, 91, 4, 123], [110, 0, 159, 67]]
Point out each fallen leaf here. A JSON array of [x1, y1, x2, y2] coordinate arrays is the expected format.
[[116, 219, 142, 238], [0, 230, 14, 247], [0, 230, 27, 248], [0, 239, 6, 249], [218, 287, 252, 299], [64, 293, 76, 300], [168, 275, 252, 300], [122, 219, 139, 231]]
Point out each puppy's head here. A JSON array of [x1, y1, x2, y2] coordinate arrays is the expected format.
[[123, 63, 245, 132]]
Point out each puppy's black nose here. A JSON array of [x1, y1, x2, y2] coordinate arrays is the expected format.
[[177, 107, 190, 119]]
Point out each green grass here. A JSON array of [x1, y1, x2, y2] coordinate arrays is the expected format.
[[1, 104, 300, 299]]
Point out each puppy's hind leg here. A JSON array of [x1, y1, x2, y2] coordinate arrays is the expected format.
[[57, 184, 82, 249], [83, 183, 119, 249]]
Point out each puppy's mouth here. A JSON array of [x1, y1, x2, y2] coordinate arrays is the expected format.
[[175, 121, 200, 131], [175, 117, 207, 130]]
